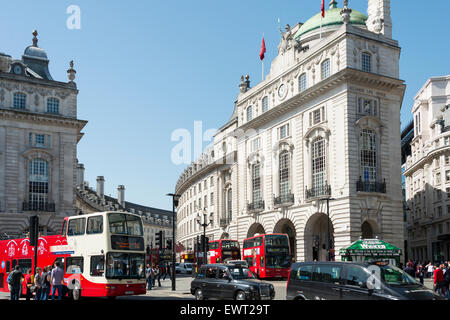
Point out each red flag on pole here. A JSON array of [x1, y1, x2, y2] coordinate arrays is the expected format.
[[321, 0, 325, 18], [259, 37, 266, 61]]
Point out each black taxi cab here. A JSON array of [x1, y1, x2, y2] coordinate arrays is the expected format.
[[190, 263, 275, 300]]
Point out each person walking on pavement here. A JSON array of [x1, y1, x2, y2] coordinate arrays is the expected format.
[[40, 266, 51, 300], [50, 261, 64, 300], [416, 264, 425, 284], [24, 269, 33, 301], [33, 267, 42, 300], [427, 262, 435, 278], [434, 264, 446, 297], [151, 264, 157, 287], [8, 265, 24, 301], [145, 264, 152, 290]]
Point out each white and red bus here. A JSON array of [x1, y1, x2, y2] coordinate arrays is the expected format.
[[0, 211, 146, 300], [207, 239, 241, 264], [242, 234, 291, 279]]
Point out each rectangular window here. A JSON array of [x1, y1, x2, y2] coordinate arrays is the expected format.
[[68, 218, 86, 236], [87, 216, 103, 234], [251, 137, 260, 152], [362, 53, 372, 73], [252, 164, 262, 203], [90, 256, 105, 277], [247, 106, 253, 122], [279, 124, 289, 140], [66, 257, 84, 274], [299, 73, 307, 92], [13, 93, 26, 109], [446, 171, 450, 183], [321, 59, 330, 80], [262, 97, 269, 112], [47, 98, 60, 114], [210, 192, 214, 205]]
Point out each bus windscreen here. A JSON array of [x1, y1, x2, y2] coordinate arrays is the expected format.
[[264, 235, 290, 268]]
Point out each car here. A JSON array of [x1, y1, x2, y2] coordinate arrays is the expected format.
[[286, 261, 445, 300], [176, 263, 193, 274], [190, 264, 275, 300], [224, 260, 248, 268]]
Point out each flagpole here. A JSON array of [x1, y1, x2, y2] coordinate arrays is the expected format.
[[262, 32, 265, 81]]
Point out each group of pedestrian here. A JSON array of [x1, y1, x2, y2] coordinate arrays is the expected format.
[[403, 260, 450, 299], [145, 262, 170, 290], [7, 261, 65, 301]]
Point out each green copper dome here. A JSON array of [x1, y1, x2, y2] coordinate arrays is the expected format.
[[294, 7, 368, 39]]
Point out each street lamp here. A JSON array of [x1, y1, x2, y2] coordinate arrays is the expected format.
[[323, 197, 336, 262], [167, 193, 180, 291], [196, 208, 213, 266]]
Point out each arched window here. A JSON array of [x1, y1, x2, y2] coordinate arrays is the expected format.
[[28, 159, 49, 211], [47, 98, 60, 114], [321, 59, 330, 80], [251, 163, 261, 204], [360, 129, 377, 182], [279, 151, 290, 197], [262, 97, 269, 113], [13, 92, 26, 109], [311, 138, 326, 193], [361, 52, 372, 73], [298, 73, 307, 92], [247, 106, 253, 122]]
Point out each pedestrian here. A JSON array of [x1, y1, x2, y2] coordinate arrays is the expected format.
[[8, 265, 23, 301], [434, 264, 446, 297], [427, 262, 435, 278], [40, 266, 51, 300], [33, 267, 43, 300], [156, 265, 162, 287], [24, 269, 33, 301], [416, 264, 425, 285], [145, 264, 152, 290], [50, 261, 64, 300], [162, 263, 168, 280], [445, 263, 450, 299], [404, 263, 415, 278], [151, 264, 156, 287]]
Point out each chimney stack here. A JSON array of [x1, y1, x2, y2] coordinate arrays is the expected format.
[[96, 176, 105, 199], [118, 185, 125, 208], [76, 163, 85, 188]]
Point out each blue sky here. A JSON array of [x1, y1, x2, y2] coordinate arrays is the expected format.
[[1, 1, 449, 210]]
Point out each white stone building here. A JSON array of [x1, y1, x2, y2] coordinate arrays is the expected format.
[[404, 75, 450, 262], [0, 31, 87, 237], [175, 0, 406, 262]]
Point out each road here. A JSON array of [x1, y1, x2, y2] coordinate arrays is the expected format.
[[0, 274, 435, 301]]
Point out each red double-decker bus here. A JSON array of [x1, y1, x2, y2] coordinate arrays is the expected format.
[[0, 211, 146, 300], [242, 234, 291, 279], [207, 239, 241, 264]]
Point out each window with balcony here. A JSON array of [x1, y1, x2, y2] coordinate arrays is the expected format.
[[276, 151, 294, 206], [360, 129, 377, 183], [311, 137, 327, 196]]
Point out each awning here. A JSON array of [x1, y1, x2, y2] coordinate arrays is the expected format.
[[339, 238, 402, 257]]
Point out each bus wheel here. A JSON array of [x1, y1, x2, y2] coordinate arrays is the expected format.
[[235, 290, 246, 300], [72, 288, 81, 301], [195, 288, 204, 300]]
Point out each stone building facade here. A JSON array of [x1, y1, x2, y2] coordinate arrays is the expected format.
[[175, 0, 406, 262], [0, 31, 87, 237], [404, 75, 450, 262]]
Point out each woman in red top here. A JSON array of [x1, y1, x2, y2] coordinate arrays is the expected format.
[[24, 269, 33, 301]]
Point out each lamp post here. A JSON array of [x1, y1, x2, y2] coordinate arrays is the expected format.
[[167, 193, 180, 291], [196, 208, 213, 266], [324, 197, 336, 261]]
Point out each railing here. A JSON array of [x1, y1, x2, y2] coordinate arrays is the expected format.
[[305, 184, 331, 200], [356, 178, 386, 193], [274, 193, 295, 208], [23, 201, 55, 212], [247, 200, 265, 213]]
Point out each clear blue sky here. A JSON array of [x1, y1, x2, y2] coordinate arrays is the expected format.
[[1, 1, 449, 210]]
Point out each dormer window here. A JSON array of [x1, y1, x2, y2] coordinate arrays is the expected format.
[[13, 92, 26, 109]]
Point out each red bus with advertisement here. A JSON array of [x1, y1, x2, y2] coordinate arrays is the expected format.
[[0, 211, 146, 300], [207, 239, 241, 264], [242, 233, 291, 279]]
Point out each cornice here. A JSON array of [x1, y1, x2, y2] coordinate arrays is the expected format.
[[0, 108, 87, 131], [0, 72, 78, 93]]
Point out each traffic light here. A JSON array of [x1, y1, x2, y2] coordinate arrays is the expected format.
[[155, 231, 163, 249], [201, 235, 209, 252], [166, 239, 172, 250], [29, 216, 39, 247], [146, 245, 151, 255]]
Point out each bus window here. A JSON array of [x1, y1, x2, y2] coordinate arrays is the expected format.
[[87, 216, 103, 234], [66, 257, 84, 274], [0, 273, 3, 288], [61, 219, 67, 236], [68, 218, 86, 236], [6, 261, 10, 273], [18, 259, 32, 275], [90, 256, 105, 277]]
